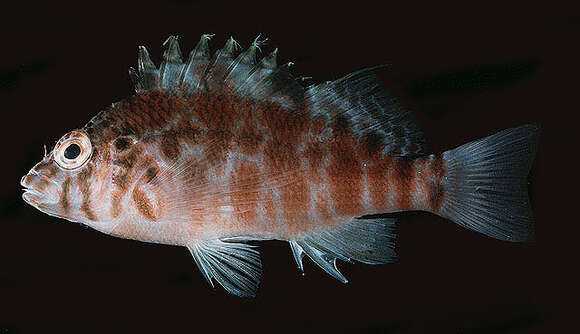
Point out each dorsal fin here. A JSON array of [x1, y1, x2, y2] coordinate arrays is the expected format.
[[130, 34, 304, 109], [160, 36, 184, 90], [203, 36, 241, 89], [129, 35, 425, 156], [305, 67, 426, 157], [223, 34, 266, 90], [180, 33, 214, 93]]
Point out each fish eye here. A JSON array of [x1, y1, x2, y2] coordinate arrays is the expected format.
[[54, 131, 92, 170], [64, 143, 81, 159]]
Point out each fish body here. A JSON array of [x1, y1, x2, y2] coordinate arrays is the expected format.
[[21, 35, 539, 296]]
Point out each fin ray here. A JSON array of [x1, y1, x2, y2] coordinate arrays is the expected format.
[[291, 217, 397, 282], [439, 124, 539, 241], [136, 46, 159, 91], [223, 35, 264, 89], [289, 240, 305, 272], [305, 67, 426, 157], [187, 239, 262, 297], [180, 34, 214, 93], [160, 36, 184, 90]]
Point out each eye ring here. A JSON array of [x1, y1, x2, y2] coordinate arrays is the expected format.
[[54, 131, 92, 170]]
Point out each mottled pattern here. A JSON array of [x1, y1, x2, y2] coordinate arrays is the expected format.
[[74, 88, 444, 242], [20, 34, 446, 245], [20, 35, 539, 297]]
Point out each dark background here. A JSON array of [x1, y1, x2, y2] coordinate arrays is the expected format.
[[0, 1, 574, 333]]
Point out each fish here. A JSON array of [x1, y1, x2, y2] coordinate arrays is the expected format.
[[20, 34, 539, 297]]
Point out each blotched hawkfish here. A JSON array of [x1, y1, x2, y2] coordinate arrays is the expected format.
[[21, 35, 539, 297]]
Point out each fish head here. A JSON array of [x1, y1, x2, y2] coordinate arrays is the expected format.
[[21, 129, 110, 225]]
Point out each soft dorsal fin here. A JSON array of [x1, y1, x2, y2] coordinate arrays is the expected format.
[[290, 217, 398, 283], [187, 239, 262, 297], [305, 67, 426, 157]]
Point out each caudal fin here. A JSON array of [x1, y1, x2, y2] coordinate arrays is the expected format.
[[440, 124, 540, 242]]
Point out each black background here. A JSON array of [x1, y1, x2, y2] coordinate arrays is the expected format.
[[0, 1, 573, 333]]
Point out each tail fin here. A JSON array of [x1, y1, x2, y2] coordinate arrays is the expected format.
[[440, 124, 540, 242]]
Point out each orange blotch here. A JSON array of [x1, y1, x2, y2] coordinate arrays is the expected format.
[[132, 187, 157, 221], [391, 158, 414, 211], [78, 165, 97, 221], [281, 176, 310, 234], [263, 140, 299, 173], [111, 191, 122, 218], [367, 157, 391, 212], [429, 155, 447, 212], [228, 159, 263, 232], [261, 103, 308, 147], [235, 107, 264, 156], [160, 131, 181, 161], [173, 116, 201, 144], [303, 139, 326, 171], [59, 177, 71, 216], [326, 115, 364, 216]]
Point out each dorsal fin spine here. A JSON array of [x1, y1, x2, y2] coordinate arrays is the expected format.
[[181, 34, 214, 92], [129, 35, 304, 110], [251, 61, 299, 104], [138, 46, 156, 71], [223, 34, 268, 90], [216, 37, 239, 62], [203, 37, 240, 87], [137, 46, 159, 91], [162, 35, 183, 62], [233, 48, 279, 95], [160, 36, 184, 90], [128, 67, 139, 89]]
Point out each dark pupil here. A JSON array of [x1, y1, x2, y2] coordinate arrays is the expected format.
[[64, 143, 81, 159]]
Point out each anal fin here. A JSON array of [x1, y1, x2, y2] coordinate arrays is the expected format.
[[187, 238, 262, 297], [290, 217, 397, 282]]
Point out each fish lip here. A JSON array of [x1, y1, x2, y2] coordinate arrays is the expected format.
[[20, 173, 61, 206], [20, 172, 36, 188], [22, 188, 43, 206]]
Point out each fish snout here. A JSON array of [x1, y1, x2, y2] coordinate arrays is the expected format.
[[21, 170, 61, 208]]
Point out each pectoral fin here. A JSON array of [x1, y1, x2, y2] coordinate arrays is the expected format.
[[187, 239, 262, 297]]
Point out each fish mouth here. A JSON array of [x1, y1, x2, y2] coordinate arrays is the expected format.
[[22, 188, 44, 206], [22, 186, 72, 221], [21, 174, 39, 205], [20, 173, 60, 209]]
